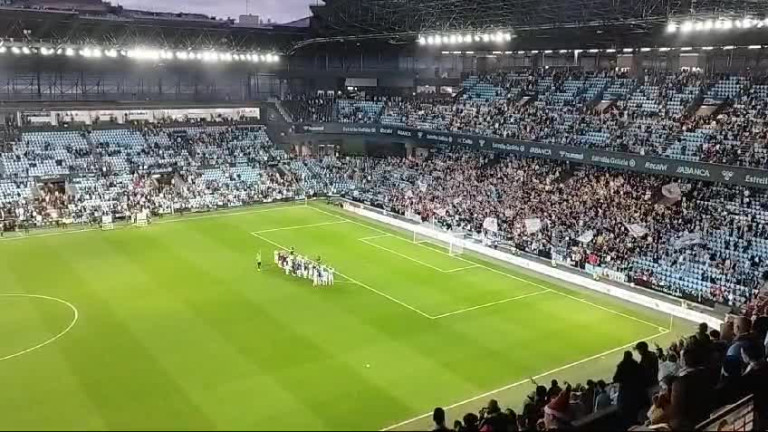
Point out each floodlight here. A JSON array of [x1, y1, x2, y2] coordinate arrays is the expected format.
[[681, 21, 694, 32], [666, 22, 677, 33]]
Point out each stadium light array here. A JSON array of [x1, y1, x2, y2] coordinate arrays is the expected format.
[[418, 30, 513, 46], [0, 42, 280, 65], [667, 17, 768, 34]]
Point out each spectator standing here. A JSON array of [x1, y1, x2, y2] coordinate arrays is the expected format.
[[635, 341, 659, 388], [741, 342, 768, 431], [547, 380, 562, 401], [613, 351, 648, 425], [580, 380, 597, 414], [433, 407, 452, 432], [479, 399, 510, 432], [462, 413, 480, 432], [658, 352, 680, 383], [543, 387, 572, 430], [594, 380, 612, 412], [670, 341, 717, 430], [727, 317, 760, 369]]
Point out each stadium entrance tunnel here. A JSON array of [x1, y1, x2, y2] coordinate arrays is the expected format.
[[0, 294, 78, 362]]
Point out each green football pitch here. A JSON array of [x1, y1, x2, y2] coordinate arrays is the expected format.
[[0, 202, 686, 431]]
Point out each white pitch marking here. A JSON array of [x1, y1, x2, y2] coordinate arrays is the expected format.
[[430, 289, 553, 319], [443, 264, 481, 273], [312, 206, 666, 331], [0, 227, 100, 242], [359, 238, 450, 273], [255, 220, 349, 234], [0, 204, 302, 243], [310, 206, 391, 235], [250, 232, 433, 319], [358, 234, 394, 242], [0, 294, 79, 362], [380, 327, 671, 431], [154, 205, 300, 225]]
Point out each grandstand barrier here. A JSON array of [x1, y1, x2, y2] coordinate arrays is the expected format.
[[340, 200, 724, 329], [294, 123, 768, 189], [697, 395, 754, 431]]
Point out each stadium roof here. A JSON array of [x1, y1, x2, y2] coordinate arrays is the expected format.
[[309, 0, 768, 37], [0, 5, 307, 52]]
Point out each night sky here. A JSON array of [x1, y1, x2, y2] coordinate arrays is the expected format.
[[114, 0, 319, 23]]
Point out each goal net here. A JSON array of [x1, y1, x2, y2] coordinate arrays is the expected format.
[[135, 210, 149, 227], [101, 215, 114, 231], [413, 228, 465, 256]]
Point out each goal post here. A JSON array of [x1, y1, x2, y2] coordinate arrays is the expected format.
[[412, 227, 465, 256], [135, 210, 149, 227], [101, 215, 115, 231]]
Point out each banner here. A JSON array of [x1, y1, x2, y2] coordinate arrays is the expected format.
[[577, 230, 595, 244], [296, 123, 768, 189], [483, 217, 499, 232], [672, 232, 705, 250], [625, 223, 649, 238], [661, 183, 682, 201], [525, 218, 542, 234], [586, 264, 628, 283]]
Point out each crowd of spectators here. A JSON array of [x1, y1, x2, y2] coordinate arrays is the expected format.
[[429, 320, 768, 431], [286, 70, 768, 169], [291, 150, 768, 313], [0, 123, 300, 231]]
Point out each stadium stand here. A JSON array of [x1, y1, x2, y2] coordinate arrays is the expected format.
[[287, 71, 768, 169]]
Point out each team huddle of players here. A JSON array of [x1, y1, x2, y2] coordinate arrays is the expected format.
[[274, 249, 335, 287]]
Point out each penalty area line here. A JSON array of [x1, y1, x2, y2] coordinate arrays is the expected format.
[[312, 206, 665, 332], [430, 289, 553, 319], [380, 327, 671, 431], [255, 220, 349, 234]]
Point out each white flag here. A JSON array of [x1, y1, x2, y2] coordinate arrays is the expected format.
[[483, 217, 499, 232], [672, 232, 704, 250], [525, 218, 542, 234], [662, 183, 682, 200], [577, 230, 595, 244], [624, 223, 649, 238]]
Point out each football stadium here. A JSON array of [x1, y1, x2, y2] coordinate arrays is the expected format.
[[1, 0, 768, 430]]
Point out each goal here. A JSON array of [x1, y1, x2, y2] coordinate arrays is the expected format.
[[413, 229, 464, 256], [135, 210, 149, 227], [101, 215, 115, 231]]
